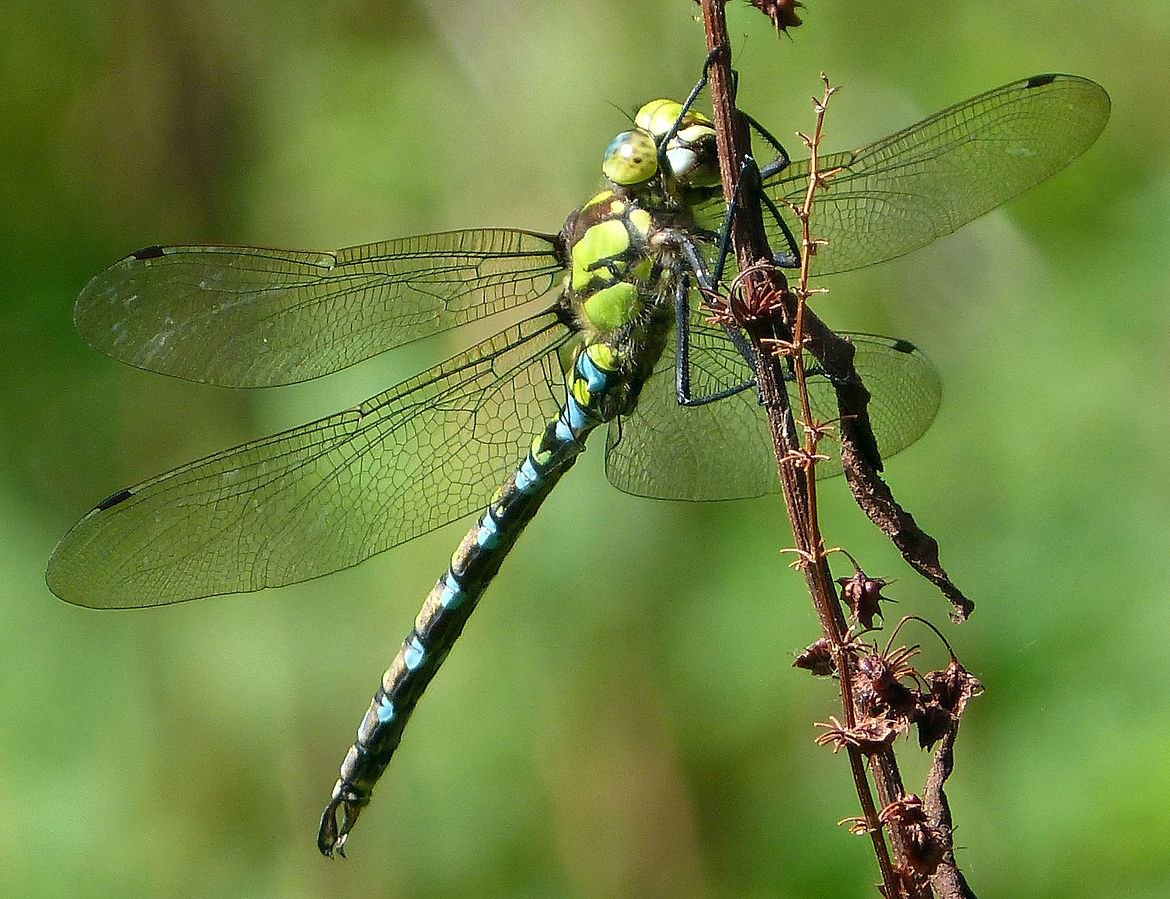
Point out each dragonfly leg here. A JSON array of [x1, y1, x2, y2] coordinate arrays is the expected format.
[[707, 153, 798, 284], [713, 153, 801, 274], [749, 112, 793, 179], [705, 156, 753, 286], [657, 45, 731, 158], [757, 189, 801, 269], [672, 269, 757, 408]]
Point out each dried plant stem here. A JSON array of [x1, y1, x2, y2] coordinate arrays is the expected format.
[[696, 3, 918, 896]]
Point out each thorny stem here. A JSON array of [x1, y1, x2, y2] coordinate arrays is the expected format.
[[787, 75, 837, 505], [788, 81, 927, 894], [778, 75, 910, 876], [696, 4, 917, 896]]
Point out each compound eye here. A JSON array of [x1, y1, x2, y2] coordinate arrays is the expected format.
[[664, 123, 720, 187], [634, 99, 684, 139], [602, 130, 659, 186]]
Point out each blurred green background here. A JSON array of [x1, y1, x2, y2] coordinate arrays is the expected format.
[[4, 1, 1167, 896]]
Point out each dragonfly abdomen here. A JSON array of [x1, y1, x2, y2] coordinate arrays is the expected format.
[[318, 342, 630, 856]]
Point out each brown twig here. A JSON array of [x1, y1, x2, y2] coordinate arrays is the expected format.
[[693, 4, 981, 897], [695, 3, 906, 895]]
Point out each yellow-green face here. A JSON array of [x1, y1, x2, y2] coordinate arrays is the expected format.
[[600, 99, 720, 191]]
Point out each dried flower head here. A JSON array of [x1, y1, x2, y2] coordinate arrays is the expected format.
[[854, 646, 922, 721], [793, 637, 836, 676], [837, 568, 894, 629], [815, 714, 903, 754], [878, 793, 927, 827], [917, 659, 983, 749], [750, 0, 804, 34]]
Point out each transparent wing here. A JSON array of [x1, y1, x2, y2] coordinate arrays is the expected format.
[[605, 323, 940, 501], [74, 229, 565, 387], [47, 313, 572, 608], [696, 74, 1110, 276]]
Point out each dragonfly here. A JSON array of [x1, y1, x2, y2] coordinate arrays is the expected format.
[[47, 73, 1109, 856]]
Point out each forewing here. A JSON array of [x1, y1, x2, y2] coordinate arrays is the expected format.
[[75, 229, 565, 386], [47, 313, 571, 608], [696, 74, 1110, 275]]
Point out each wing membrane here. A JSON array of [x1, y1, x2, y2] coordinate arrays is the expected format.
[[47, 313, 572, 608], [74, 229, 565, 386], [605, 326, 940, 501], [696, 74, 1110, 275]]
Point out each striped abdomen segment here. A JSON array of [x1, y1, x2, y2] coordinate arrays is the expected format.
[[318, 342, 623, 856]]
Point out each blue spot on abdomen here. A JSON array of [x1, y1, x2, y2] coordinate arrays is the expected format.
[[404, 635, 426, 671], [376, 696, 396, 724]]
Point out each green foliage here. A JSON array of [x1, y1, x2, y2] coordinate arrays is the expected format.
[[4, 1, 1166, 895]]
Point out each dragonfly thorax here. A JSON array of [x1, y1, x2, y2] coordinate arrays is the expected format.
[[562, 190, 657, 335]]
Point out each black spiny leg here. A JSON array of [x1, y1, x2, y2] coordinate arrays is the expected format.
[[746, 113, 801, 268], [706, 154, 767, 286], [658, 46, 736, 160], [672, 260, 757, 408], [715, 134, 800, 271], [750, 112, 793, 179]]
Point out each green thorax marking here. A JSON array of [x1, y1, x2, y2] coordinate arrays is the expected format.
[[564, 192, 655, 333]]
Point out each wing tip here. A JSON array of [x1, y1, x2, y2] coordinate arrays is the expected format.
[[1023, 73, 1110, 110]]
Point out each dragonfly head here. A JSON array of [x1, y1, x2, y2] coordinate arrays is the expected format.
[[602, 100, 721, 194]]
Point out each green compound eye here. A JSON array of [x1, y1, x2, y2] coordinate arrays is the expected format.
[[602, 130, 658, 186], [634, 99, 684, 139], [635, 99, 714, 139], [630, 100, 719, 189]]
